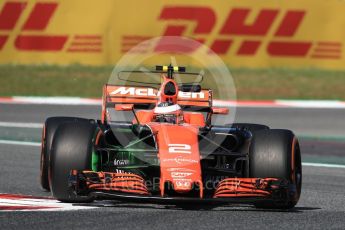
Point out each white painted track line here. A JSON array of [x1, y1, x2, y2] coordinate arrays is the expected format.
[[0, 140, 41, 147], [0, 122, 42, 128], [0, 194, 97, 211], [302, 162, 345, 169]]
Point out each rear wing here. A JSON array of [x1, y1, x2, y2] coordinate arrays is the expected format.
[[101, 84, 212, 123]]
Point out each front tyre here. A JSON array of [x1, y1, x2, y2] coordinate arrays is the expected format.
[[249, 129, 302, 209], [40, 117, 89, 191], [50, 120, 98, 202]]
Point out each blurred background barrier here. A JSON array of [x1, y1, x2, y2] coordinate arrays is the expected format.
[[0, 0, 344, 69]]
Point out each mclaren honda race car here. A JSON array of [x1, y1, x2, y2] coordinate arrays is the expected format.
[[40, 65, 302, 209]]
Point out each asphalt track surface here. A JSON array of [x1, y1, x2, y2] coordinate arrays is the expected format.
[[0, 104, 345, 230]]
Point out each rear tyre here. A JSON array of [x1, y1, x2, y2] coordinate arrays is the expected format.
[[40, 117, 89, 191], [228, 123, 269, 132], [50, 120, 97, 202], [249, 129, 302, 209]]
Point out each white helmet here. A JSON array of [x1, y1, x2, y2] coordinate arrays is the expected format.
[[153, 102, 182, 124]]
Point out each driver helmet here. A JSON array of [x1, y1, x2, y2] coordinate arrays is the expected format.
[[153, 101, 183, 124]]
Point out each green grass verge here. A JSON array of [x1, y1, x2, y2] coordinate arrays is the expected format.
[[1, 64, 345, 100]]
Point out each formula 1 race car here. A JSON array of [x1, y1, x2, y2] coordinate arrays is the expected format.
[[40, 65, 302, 209]]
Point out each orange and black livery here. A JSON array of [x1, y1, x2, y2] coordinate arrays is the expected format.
[[40, 65, 302, 209]]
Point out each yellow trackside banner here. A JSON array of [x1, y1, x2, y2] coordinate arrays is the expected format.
[[0, 0, 345, 69]]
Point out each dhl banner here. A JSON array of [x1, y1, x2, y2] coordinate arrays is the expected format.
[[0, 0, 345, 69]]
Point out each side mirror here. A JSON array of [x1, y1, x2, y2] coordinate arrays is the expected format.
[[115, 104, 134, 111], [212, 107, 229, 115]]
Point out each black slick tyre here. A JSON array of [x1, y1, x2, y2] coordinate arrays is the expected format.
[[40, 117, 89, 191], [50, 120, 97, 202], [249, 129, 302, 209]]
